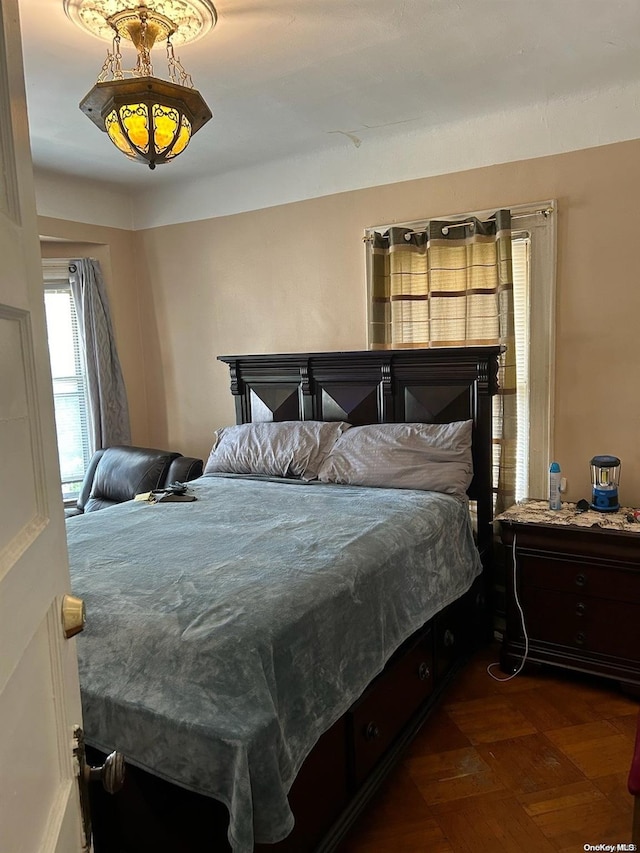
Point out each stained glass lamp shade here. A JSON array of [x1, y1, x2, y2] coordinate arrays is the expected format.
[[80, 77, 211, 169]]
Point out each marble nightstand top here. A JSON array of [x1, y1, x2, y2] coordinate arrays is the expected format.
[[496, 499, 640, 534]]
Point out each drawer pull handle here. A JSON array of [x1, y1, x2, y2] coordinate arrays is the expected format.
[[576, 602, 586, 616], [575, 573, 587, 588], [575, 631, 586, 645], [443, 629, 455, 648], [364, 722, 380, 741], [418, 662, 431, 681]]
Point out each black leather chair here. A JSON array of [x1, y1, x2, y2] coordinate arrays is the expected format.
[[65, 445, 203, 517]]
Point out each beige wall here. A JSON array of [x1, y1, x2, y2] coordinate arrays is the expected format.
[[40, 138, 640, 505], [38, 219, 150, 446]]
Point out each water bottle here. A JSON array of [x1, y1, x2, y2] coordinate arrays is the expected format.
[[549, 462, 562, 510]]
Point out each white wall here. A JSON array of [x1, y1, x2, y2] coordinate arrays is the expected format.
[[34, 78, 640, 230], [35, 170, 135, 231]]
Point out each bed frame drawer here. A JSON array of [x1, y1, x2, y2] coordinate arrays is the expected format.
[[256, 718, 350, 853], [434, 595, 473, 682], [348, 629, 434, 788]]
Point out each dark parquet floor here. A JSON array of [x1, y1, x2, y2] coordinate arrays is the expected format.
[[338, 642, 639, 853]]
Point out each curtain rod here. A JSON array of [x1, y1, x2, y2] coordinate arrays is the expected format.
[[364, 206, 554, 241]]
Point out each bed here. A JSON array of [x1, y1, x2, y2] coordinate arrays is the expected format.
[[68, 346, 501, 853]]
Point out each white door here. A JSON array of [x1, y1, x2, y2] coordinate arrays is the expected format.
[[0, 1, 86, 851]]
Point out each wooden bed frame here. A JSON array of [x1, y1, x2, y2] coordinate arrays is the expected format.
[[89, 346, 500, 853]]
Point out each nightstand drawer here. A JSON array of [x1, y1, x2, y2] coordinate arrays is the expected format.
[[518, 554, 640, 604], [521, 586, 640, 659], [499, 502, 640, 689]]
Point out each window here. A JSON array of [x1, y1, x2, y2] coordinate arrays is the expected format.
[[42, 260, 91, 501], [365, 202, 556, 502], [510, 206, 556, 501]]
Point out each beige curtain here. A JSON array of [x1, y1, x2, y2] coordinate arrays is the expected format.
[[369, 210, 515, 512]]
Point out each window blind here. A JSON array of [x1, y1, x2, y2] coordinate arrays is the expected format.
[[512, 236, 530, 501]]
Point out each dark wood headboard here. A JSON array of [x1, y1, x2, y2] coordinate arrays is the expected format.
[[218, 347, 501, 554]]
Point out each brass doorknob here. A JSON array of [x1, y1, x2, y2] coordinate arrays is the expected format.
[[88, 750, 126, 794], [73, 726, 125, 848], [62, 594, 86, 638]]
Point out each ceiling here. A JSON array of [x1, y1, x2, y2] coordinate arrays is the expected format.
[[17, 0, 640, 193]]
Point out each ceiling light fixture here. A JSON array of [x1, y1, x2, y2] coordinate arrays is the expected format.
[[64, 0, 216, 170]]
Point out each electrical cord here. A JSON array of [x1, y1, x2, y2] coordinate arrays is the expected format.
[[487, 532, 530, 681]]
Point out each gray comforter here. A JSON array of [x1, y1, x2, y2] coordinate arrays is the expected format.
[[66, 475, 481, 852]]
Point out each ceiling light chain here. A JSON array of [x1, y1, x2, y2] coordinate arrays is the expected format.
[[133, 12, 155, 78], [97, 33, 124, 83], [166, 38, 193, 88]]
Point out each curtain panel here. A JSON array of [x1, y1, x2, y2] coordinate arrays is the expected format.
[[69, 258, 131, 451], [369, 210, 515, 511]]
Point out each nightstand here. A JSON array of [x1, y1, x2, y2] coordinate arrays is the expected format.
[[497, 499, 640, 692]]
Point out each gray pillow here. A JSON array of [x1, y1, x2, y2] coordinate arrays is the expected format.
[[204, 421, 350, 481], [317, 421, 473, 495]]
